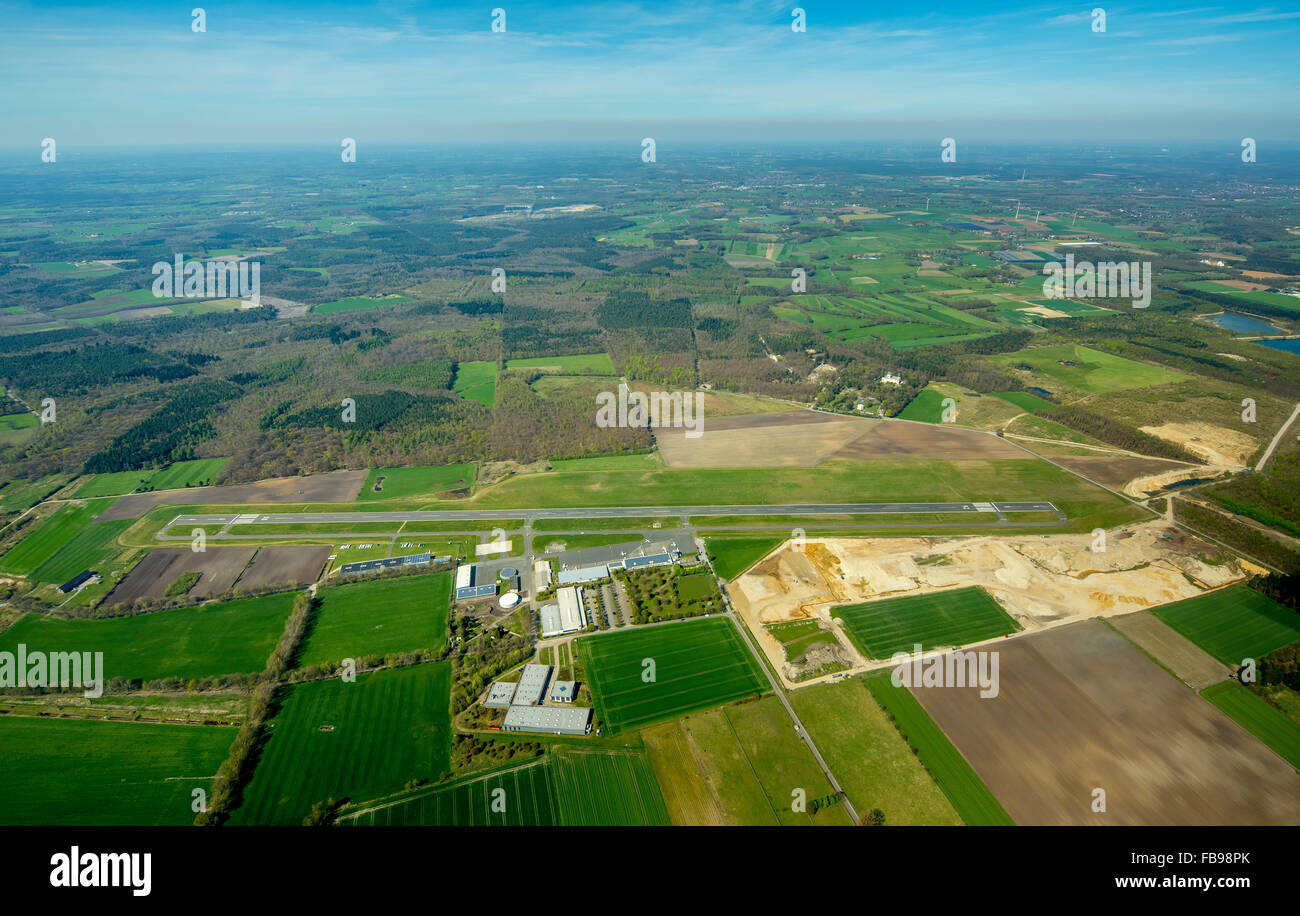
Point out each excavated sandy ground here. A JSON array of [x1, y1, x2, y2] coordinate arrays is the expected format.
[[727, 521, 1249, 689], [1123, 464, 1231, 498], [1138, 421, 1258, 467]]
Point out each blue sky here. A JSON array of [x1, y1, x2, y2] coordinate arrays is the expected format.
[[1, 0, 1297, 146]]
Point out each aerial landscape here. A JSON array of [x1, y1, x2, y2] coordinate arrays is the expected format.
[[0, 1, 1297, 886]]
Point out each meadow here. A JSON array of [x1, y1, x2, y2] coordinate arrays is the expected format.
[[788, 679, 961, 825], [1151, 585, 1300, 666], [577, 617, 766, 732], [704, 537, 782, 580], [29, 518, 133, 584], [297, 572, 451, 668], [989, 344, 1190, 395], [834, 586, 1021, 659], [232, 662, 452, 825], [680, 697, 854, 826], [313, 295, 410, 314], [766, 619, 838, 661], [503, 352, 615, 374], [0, 592, 296, 682], [0, 501, 105, 576], [357, 464, 474, 501], [863, 670, 1014, 825], [451, 360, 497, 407], [0, 717, 230, 826]]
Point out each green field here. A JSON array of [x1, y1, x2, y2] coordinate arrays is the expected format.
[[897, 388, 948, 422], [1151, 585, 1300, 666], [1201, 680, 1300, 770], [834, 586, 1021, 659], [147, 458, 228, 490], [547, 453, 663, 472], [989, 344, 1190, 394], [232, 662, 452, 825], [0, 717, 231, 826], [341, 746, 668, 826], [313, 295, 410, 314], [451, 360, 497, 407], [788, 679, 961, 825], [766, 619, 838, 661], [531, 514, 677, 532], [990, 391, 1055, 414], [577, 617, 766, 732], [0, 474, 70, 513], [357, 464, 474, 501], [863, 670, 1013, 825], [72, 470, 156, 498], [0, 501, 104, 576], [0, 592, 296, 682], [298, 572, 451, 668], [682, 697, 854, 825], [29, 518, 133, 584], [504, 352, 615, 374], [549, 746, 671, 825], [704, 536, 783, 579]]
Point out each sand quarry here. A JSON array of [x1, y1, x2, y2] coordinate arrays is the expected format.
[[727, 522, 1251, 688]]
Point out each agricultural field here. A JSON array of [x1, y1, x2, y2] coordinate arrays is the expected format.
[[28, 518, 133, 585], [340, 746, 668, 826], [789, 679, 961, 825], [705, 536, 783, 580], [232, 662, 452, 825], [1151, 585, 1300, 666], [451, 360, 497, 407], [297, 572, 452, 668], [1201, 681, 1300, 770], [834, 586, 1021, 659], [679, 697, 854, 826], [766, 619, 838, 661], [864, 670, 1014, 826], [503, 352, 614, 374], [0, 591, 297, 682], [72, 459, 228, 499], [0, 717, 231, 826], [313, 294, 410, 314], [577, 617, 766, 732], [906, 620, 1300, 825], [105, 546, 257, 604], [989, 344, 1190, 396], [358, 464, 474, 501], [0, 500, 105, 576]]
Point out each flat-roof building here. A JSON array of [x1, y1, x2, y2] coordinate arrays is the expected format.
[[550, 681, 577, 703], [556, 587, 587, 634], [502, 705, 592, 736], [557, 564, 610, 586], [57, 569, 99, 594], [539, 604, 564, 639], [511, 664, 553, 706], [485, 681, 517, 708], [455, 563, 498, 600], [339, 552, 443, 577]]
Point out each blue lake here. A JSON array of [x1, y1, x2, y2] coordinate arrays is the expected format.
[[1202, 311, 1285, 335], [1256, 337, 1300, 354]]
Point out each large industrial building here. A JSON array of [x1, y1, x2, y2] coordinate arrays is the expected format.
[[455, 563, 498, 600], [502, 705, 592, 735], [338, 552, 448, 578], [511, 664, 553, 707], [540, 586, 587, 638], [554, 538, 684, 586]]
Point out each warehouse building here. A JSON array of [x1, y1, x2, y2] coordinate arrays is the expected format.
[[550, 680, 577, 703], [455, 563, 498, 600], [557, 586, 587, 633], [485, 681, 517, 708], [539, 604, 564, 638], [502, 705, 592, 736], [511, 664, 553, 706], [339, 552, 448, 578], [557, 564, 611, 586]]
